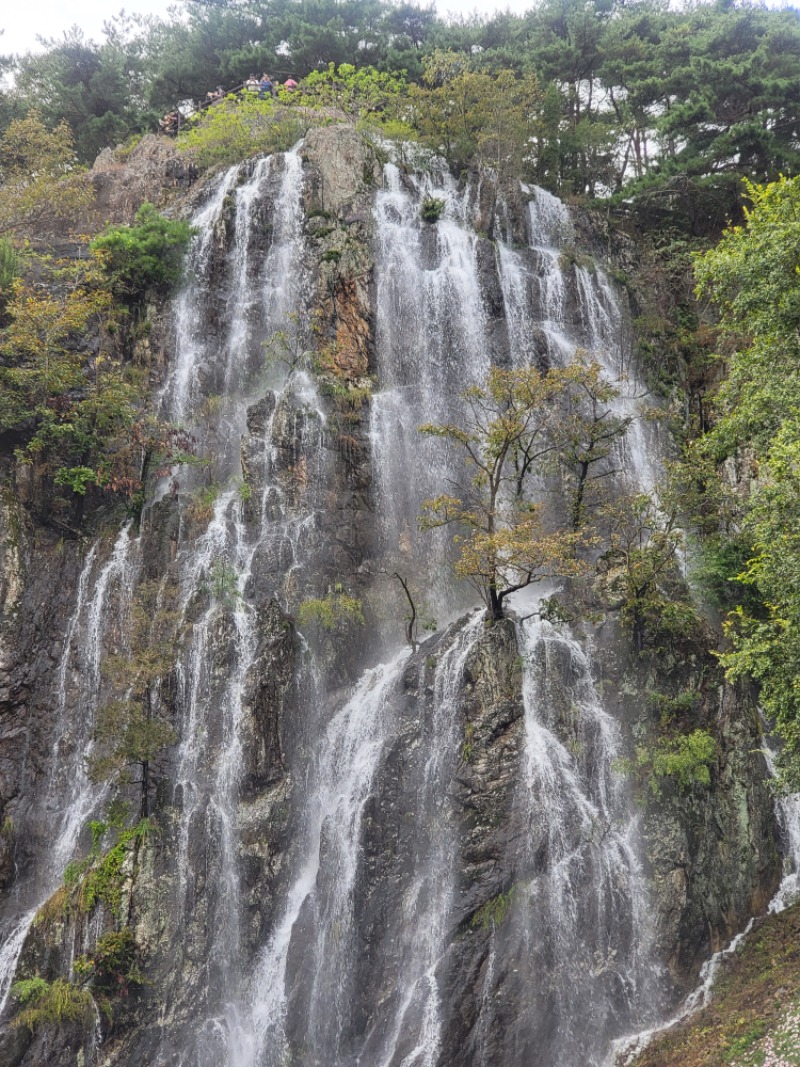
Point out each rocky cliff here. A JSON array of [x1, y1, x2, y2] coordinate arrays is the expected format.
[[0, 125, 783, 1067]]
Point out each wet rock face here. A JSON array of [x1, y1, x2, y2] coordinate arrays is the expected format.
[[275, 615, 525, 1066], [241, 598, 294, 797], [301, 125, 379, 381], [594, 621, 781, 991], [438, 620, 529, 1064], [0, 530, 90, 887], [0, 491, 27, 889], [0, 126, 785, 1067], [643, 680, 780, 983]]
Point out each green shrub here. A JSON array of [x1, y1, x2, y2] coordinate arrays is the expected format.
[[629, 728, 718, 797], [420, 196, 445, 223], [10, 977, 94, 1032], [91, 203, 196, 305], [187, 482, 221, 525], [471, 887, 516, 929], [177, 95, 306, 169], [0, 237, 18, 316], [650, 728, 717, 790], [298, 584, 365, 631], [10, 977, 49, 1005], [74, 928, 142, 996], [290, 63, 408, 121], [647, 689, 702, 726], [62, 818, 152, 917], [205, 558, 241, 605]]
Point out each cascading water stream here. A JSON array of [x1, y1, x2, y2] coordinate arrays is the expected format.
[[763, 731, 800, 916], [375, 613, 486, 1067], [573, 265, 660, 494], [370, 162, 492, 619], [499, 611, 662, 1065], [0, 523, 137, 1015], [162, 167, 241, 425], [246, 651, 408, 1067], [495, 186, 660, 494], [145, 146, 339, 1065]]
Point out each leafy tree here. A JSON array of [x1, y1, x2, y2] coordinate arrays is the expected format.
[[0, 245, 193, 521], [0, 258, 132, 518], [420, 364, 597, 621], [605, 3, 800, 230], [598, 490, 693, 653], [142, 1, 260, 113], [550, 357, 630, 530], [0, 258, 114, 487], [13, 21, 153, 164], [694, 176, 800, 459], [291, 62, 407, 121], [409, 52, 546, 189], [0, 110, 92, 236]]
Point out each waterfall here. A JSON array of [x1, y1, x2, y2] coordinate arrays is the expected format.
[[151, 146, 331, 1064], [217, 160, 499, 1065], [246, 651, 408, 1067], [499, 613, 662, 1065], [163, 167, 241, 424], [371, 163, 492, 619], [495, 186, 660, 494], [1, 144, 699, 1067], [0, 523, 137, 1015], [375, 613, 486, 1067], [764, 738, 800, 916]]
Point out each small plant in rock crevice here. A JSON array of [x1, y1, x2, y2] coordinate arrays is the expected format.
[[461, 721, 476, 762], [471, 886, 516, 929], [205, 557, 242, 605], [74, 928, 143, 997], [9, 977, 95, 1033], [420, 196, 445, 222], [298, 584, 365, 632]]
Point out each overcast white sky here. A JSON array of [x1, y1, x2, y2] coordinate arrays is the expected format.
[[0, 0, 535, 56]]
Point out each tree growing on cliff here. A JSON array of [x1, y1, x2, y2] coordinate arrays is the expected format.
[[419, 363, 601, 621], [408, 53, 547, 187], [0, 253, 194, 523], [90, 203, 196, 308], [550, 357, 631, 531]]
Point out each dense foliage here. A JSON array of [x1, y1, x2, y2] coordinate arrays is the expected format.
[[90, 202, 196, 306], [692, 176, 800, 785], [1, 0, 799, 228]]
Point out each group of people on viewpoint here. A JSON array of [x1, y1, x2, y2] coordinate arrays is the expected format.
[[207, 73, 299, 106], [160, 73, 299, 135]]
